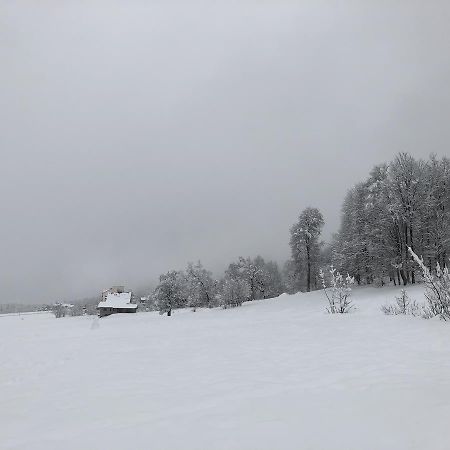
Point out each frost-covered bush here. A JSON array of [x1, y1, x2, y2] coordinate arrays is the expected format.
[[319, 266, 355, 314], [409, 247, 450, 321], [381, 289, 419, 316], [220, 278, 250, 309]]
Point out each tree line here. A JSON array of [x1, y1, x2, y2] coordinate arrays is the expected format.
[[149, 152, 449, 316], [330, 153, 449, 286], [150, 257, 284, 316]]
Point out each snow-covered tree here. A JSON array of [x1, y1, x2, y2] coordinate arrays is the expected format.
[[222, 256, 281, 302], [388, 153, 426, 284], [154, 270, 187, 316], [422, 155, 450, 271], [185, 261, 217, 310], [241, 256, 266, 300], [263, 260, 285, 298], [331, 153, 449, 287], [332, 183, 370, 284], [52, 302, 66, 318], [225, 256, 266, 301], [69, 304, 84, 316], [282, 259, 303, 294], [290, 207, 324, 292], [220, 278, 250, 308]]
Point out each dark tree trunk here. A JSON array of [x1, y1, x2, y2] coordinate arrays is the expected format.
[[402, 224, 410, 285], [167, 309, 172, 317], [306, 245, 311, 292], [410, 225, 415, 283], [400, 269, 408, 286]]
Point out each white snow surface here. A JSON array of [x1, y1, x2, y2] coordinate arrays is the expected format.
[[98, 291, 137, 309], [1, 285, 450, 450]]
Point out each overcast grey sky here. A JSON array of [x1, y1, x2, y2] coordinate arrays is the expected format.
[[1, 1, 449, 303]]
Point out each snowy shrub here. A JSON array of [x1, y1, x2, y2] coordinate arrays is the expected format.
[[409, 247, 450, 321], [319, 266, 355, 314], [220, 278, 250, 308], [381, 289, 419, 316]]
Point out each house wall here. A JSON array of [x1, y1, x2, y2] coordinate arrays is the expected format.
[[98, 307, 137, 317]]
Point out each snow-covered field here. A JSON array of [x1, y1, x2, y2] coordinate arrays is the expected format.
[[1, 285, 450, 450]]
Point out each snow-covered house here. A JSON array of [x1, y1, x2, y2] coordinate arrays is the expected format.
[[97, 292, 137, 317], [101, 285, 125, 303]]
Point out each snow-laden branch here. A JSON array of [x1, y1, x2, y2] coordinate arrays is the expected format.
[[408, 247, 450, 320]]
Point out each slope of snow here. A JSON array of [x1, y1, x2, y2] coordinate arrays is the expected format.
[[1, 285, 450, 450]]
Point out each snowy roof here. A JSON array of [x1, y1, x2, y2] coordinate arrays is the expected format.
[[98, 292, 137, 309]]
